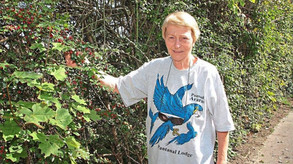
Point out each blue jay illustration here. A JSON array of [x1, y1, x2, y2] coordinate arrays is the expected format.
[[149, 75, 203, 147]]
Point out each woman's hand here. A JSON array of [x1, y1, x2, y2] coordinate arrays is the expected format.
[[65, 54, 77, 67], [95, 71, 119, 94], [64, 54, 119, 93]]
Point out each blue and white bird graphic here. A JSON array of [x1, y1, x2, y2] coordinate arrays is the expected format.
[[149, 75, 203, 147]]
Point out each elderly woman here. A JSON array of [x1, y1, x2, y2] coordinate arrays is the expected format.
[[97, 11, 235, 164]]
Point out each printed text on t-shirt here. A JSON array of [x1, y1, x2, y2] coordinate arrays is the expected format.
[[190, 93, 204, 103], [158, 145, 193, 158]]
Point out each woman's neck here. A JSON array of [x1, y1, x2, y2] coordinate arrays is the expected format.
[[172, 55, 196, 70]]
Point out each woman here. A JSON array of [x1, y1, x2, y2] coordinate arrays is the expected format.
[[86, 11, 234, 164]]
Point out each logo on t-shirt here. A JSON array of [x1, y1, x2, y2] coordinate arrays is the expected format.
[[149, 75, 203, 147]]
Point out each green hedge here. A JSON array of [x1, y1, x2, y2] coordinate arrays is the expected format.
[[0, 0, 292, 163]]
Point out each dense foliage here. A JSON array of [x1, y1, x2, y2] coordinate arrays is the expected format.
[[0, 0, 292, 163]]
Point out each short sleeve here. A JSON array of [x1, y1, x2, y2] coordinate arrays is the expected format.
[[117, 62, 150, 107], [205, 67, 235, 132]]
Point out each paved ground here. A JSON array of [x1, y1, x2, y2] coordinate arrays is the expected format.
[[230, 99, 293, 164], [253, 111, 293, 164]]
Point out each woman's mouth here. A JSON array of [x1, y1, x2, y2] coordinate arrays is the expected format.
[[173, 50, 184, 53]]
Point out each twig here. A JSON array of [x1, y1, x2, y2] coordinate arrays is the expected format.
[[0, 37, 9, 43]]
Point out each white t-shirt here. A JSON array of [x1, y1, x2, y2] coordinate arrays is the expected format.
[[117, 56, 235, 164]]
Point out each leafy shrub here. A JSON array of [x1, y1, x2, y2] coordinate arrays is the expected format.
[[0, 0, 292, 163]]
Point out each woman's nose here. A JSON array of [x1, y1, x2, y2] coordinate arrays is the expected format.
[[175, 39, 181, 48]]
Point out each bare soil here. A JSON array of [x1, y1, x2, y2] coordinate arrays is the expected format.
[[229, 98, 293, 164]]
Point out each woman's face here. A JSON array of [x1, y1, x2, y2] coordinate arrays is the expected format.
[[164, 24, 194, 64]]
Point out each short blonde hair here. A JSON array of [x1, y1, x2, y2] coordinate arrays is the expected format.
[[162, 11, 200, 43]]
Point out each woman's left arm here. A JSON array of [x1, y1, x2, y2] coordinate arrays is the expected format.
[[216, 131, 229, 164]]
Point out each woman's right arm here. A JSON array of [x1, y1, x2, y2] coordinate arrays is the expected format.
[[95, 71, 119, 94], [65, 54, 119, 93]]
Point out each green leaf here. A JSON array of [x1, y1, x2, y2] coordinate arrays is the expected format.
[[47, 135, 65, 147], [252, 123, 262, 132], [13, 71, 43, 80], [39, 142, 61, 158], [52, 42, 63, 51], [38, 92, 61, 109], [267, 91, 275, 96], [18, 106, 32, 115], [6, 153, 18, 162], [76, 105, 90, 114], [30, 132, 64, 158], [27, 79, 40, 87], [39, 137, 64, 158], [50, 67, 67, 81], [30, 132, 47, 142], [52, 42, 70, 51], [50, 108, 72, 130], [0, 120, 21, 141], [72, 148, 90, 161], [3, 16, 16, 20], [83, 115, 91, 122], [45, 0, 55, 4], [0, 62, 12, 69], [72, 95, 86, 105], [9, 144, 24, 154], [36, 82, 55, 92], [85, 110, 101, 121], [6, 142, 28, 162], [37, 22, 50, 28], [16, 101, 35, 108], [24, 104, 55, 128], [30, 43, 46, 52], [65, 136, 80, 149], [65, 136, 89, 161]]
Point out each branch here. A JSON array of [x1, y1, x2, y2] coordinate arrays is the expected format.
[[0, 37, 9, 43], [24, 122, 45, 129]]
